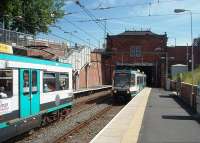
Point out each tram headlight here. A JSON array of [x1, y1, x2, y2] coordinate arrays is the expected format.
[[113, 90, 117, 93], [127, 90, 130, 94]]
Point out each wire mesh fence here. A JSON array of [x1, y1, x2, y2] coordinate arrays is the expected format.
[[0, 28, 68, 48], [0, 28, 35, 47]]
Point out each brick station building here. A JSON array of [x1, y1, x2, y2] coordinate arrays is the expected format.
[[102, 30, 168, 87]]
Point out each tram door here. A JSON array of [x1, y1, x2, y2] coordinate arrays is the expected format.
[[19, 69, 40, 118]]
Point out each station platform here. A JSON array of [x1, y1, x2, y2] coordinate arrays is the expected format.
[[73, 85, 111, 97], [90, 88, 200, 143]]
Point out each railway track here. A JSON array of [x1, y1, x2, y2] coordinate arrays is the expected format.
[[54, 105, 113, 143], [74, 90, 111, 108], [8, 90, 112, 143], [65, 94, 110, 121], [53, 93, 113, 143]]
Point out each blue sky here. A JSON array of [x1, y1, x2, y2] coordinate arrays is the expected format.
[[37, 0, 200, 48]]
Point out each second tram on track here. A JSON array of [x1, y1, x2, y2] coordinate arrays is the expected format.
[[112, 69, 146, 102], [0, 53, 73, 142]]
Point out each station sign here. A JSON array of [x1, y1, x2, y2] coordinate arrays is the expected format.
[[0, 43, 13, 54]]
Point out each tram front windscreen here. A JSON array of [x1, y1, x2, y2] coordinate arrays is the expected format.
[[114, 73, 130, 88]]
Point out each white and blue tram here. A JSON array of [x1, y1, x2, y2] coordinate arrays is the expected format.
[[112, 69, 146, 101], [0, 53, 73, 142]]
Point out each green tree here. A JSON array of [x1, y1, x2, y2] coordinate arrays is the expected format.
[[0, 0, 65, 35]]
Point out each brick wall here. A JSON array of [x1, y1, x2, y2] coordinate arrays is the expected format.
[[180, 83, 197, 110], [170, 80, 177, 91], [28, 41, 67, 59], [77, 52, 103, 89], [105, 31, 167, 87], [170, 80, 197, 111], [14, 40, 68, 59], [168, 46, 200, 70]]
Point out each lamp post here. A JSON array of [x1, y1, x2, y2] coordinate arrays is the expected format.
[[174, 9, 194, 106], [174, 9, 194, 80]]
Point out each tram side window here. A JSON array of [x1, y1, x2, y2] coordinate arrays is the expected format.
[[58, 73, 69, 90], [0, 70, 13, 98], [139, 77, 141, 84], [137, 77, 140, 85], [23, 70, 30, 94], [43, 72, 56, 93], [32, 71, 38, 92]]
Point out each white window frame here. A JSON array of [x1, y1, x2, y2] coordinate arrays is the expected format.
[[130, 46, 142, 57]]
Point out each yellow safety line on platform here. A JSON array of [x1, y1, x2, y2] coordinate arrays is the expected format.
[[121, 88, 151, 143]]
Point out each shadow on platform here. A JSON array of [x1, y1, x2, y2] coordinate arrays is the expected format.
[[162, 115, 195, 120], [161, 93, 200, 123], [159, 95, 175, 98]]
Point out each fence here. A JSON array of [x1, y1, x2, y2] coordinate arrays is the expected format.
[[0, 28, 68, 50], [170, 80, 198, 112], [0, 28, 35, 47]]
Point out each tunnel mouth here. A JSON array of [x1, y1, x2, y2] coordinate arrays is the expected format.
[[135, 66, 153, 87]]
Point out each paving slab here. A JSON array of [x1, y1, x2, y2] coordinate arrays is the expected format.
[[90, 87, 152, 143], [138, 88, 200, 143]]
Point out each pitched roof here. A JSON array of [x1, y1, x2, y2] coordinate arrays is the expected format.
[[118, 30, 162, 36]]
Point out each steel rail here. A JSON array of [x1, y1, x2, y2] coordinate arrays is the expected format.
[[54, 105, 112, 143]]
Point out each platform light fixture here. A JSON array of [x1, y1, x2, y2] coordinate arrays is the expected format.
[[174, 9, 193, 76], [174, 8, 194, 105]]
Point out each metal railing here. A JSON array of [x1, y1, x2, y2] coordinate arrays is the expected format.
[[0, 28, 34, 47], [0, 28, 91, 69], [0, 28, 68, 49]]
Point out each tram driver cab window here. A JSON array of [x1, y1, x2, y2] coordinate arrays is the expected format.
[[0, 70, 13, 99]]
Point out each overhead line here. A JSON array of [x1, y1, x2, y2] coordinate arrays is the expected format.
[[52, 25, 99, 48], [64, 0, 184, 15], [92, 0, 185, 10], [49, 33, 90, 48], [74, 12, 200, 22], [74, 2, 129, 52], [63, 17, 100, 43], [50, 33, 76, 45], [76, 1, 113, 36], [75, 1, 108, 33]]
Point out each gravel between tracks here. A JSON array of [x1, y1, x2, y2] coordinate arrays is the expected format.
[[66, 104, 124, 143], [15, 94, 112, 143]]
